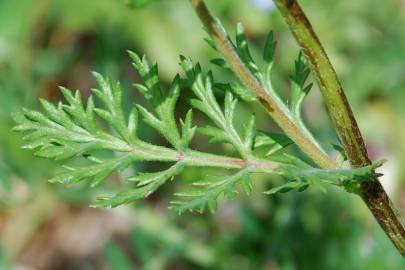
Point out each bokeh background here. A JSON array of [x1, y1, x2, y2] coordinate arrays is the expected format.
[[1, 0, 405, 269]]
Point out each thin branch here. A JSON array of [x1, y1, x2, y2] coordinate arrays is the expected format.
[[125, 140, 278, 172], [273, 0, 405, 256], [189, 0, 336, 170]]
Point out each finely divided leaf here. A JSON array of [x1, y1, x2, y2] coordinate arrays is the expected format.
[[215, 82, 257, 102], [254, 131, 293, 156], [266, 160, 384, 195], [180, 57, 253, 158], [131, 52, 194, 150], [128, 51, 163, 105], [14, 46, 386, 213], [289, 52, 313, 119], [235, 23, 260, 78], [50, 154, 135, 187], [170, 170, 250, 214], [92, 162, 184, 208], [265, 180, 309, 195]]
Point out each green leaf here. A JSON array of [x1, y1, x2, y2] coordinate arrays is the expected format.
[[170, 170, 250, 214], [129, 162, 184, 186], [198, 125, 229, 144], [264, 180, 309, 195], [60, 88, 98, 132], [235, 23, 260, 78], [129, 51, 163, 105], [14, 48, 387, 213], [180, 57, 251, 157], [205, 24, 279, 101], [49, 154, 135, 187], [92, 72, 134, 143], [13, 69, 185, 207], [203, 36, 217, 51], [266, 160, 385, 195], [180, 109, 197, 148], [215, 82, 257, 102], [262, 31, 277, 90], [92, 162, 184, 208], [289, 51, 313, 119], [224, 91, 237, 127], [254, 131, 293, 155], [281, 161, 383, 184], [14, 90, 131, 158], [131, 54, 190, 150], [263, 31, 277, 70], [210, 58, 229, 69], [243, 114, 256, 151]]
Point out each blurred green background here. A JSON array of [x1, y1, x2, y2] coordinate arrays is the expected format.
[[0, 0, 405, 269]]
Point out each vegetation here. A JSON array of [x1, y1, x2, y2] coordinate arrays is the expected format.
[[2, 0, 405, 268]]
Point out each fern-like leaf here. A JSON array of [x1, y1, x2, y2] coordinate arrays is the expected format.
[[170, 170, 250, 214], [13, 50, 383, 212]]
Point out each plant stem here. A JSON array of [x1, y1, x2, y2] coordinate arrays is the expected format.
[[189, 0, 336, 170], [273, 0, 405, 256], [128, 142, 278, 173], [273, 0, 368, 166], [182, 150, 278, 172]]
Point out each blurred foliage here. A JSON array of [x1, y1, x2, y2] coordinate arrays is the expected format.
[[0, 0, 404, 269]]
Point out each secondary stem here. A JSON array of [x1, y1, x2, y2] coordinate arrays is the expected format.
[[129, 141, 278, 172], [273, 0, 405, 256], [189, 0, 336, 170]]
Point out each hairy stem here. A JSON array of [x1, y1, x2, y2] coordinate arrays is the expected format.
[[273, 0, 368, 166], [189, 0, 336, 170], [127, 141, 278, 173], [273, 0, 405, 256]]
